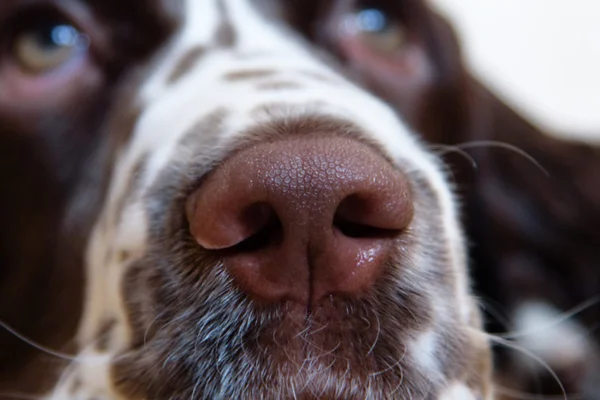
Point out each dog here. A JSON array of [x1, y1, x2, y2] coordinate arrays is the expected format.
[[0, 0, 597, 398]]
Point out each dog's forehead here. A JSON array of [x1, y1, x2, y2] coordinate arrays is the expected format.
[[123, 2, 393, 180], [138, 0, 323, 103]]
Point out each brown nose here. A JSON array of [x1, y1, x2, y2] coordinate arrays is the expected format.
[[186, 137, 413, 306]]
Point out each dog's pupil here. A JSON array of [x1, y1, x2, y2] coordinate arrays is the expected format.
[[35, 23, 81, 50], [355, 8, 391, 33]]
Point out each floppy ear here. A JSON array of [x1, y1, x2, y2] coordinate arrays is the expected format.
[[467, 80, 600, 396], [466, 80, 600, 321], [420, 7, 600, 398]]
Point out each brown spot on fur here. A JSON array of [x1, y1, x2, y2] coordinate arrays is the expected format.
[[69, 376, 82, 393], [118, 250, 132, 263], [95, 318, 117, 352], [178, 108, 230, 151], [223, 69, 277, 81], [215, 0, 237, 47], [167, 46, 207, 84]]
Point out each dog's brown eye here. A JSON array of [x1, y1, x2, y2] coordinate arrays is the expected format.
[[343, 6, 405, 53], [10, 17, 89, 74]]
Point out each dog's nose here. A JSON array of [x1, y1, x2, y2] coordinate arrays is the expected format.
[[186, 137, 413, 306]]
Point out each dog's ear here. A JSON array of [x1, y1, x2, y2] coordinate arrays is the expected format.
[[468, 81, 600, 397], [468, 81, 600, 310]]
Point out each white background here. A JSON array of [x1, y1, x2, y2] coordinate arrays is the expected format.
[[430, 0, 600, 141]]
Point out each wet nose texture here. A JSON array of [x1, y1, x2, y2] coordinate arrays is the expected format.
[[186, 137, 414, 307]]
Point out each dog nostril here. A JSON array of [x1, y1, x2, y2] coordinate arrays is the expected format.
[[333, 219, 399, 239], [334, 194, 404, 239], [228, 203, 282, 253], [186, 198, 280, 251]]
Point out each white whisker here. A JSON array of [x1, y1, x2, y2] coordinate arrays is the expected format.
[[432, 144, 479, 169], [0, 320, 76, 362], [451, 140, 550, 176], [496, 295, 600, 340], [475, 330, 567, 400]]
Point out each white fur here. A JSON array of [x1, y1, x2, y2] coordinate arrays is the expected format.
[[438, 382, 478, 400], [410, 329, 444, 385], [513, 300, 592, 370]]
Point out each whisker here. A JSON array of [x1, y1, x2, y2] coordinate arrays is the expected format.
[[478, 297, 515, 331], [303, 341, 341, 362], [294, 324, 312, 339], [0, 320, 77, 362], [143, 312, 164, 348], [191, 377, 202, 400], [273, 329, 303, 370], [369, 345, 407, 378], [366, 311, 380, 357], [431, 144, 479, 170], [475, 330, 567, 400], [452, 140, 550, 177], [308, 321, 330, 337], [388, 362, 405, 395], [496, 295, 600, 340]]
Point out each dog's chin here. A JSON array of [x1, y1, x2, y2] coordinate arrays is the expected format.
[[254, 297, 397, 366], [251, 300, 413, 397], [112, 284, 423, 399]]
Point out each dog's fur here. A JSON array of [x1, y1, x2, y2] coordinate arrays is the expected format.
[[0, 0, 598, 399]]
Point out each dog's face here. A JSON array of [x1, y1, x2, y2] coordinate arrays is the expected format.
[[0, 0, 493, 398]]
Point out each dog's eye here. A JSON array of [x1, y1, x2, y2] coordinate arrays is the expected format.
[[0, 6, 103, 115], [345, 5, 405, 53], [10, 17, 89, 74]]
